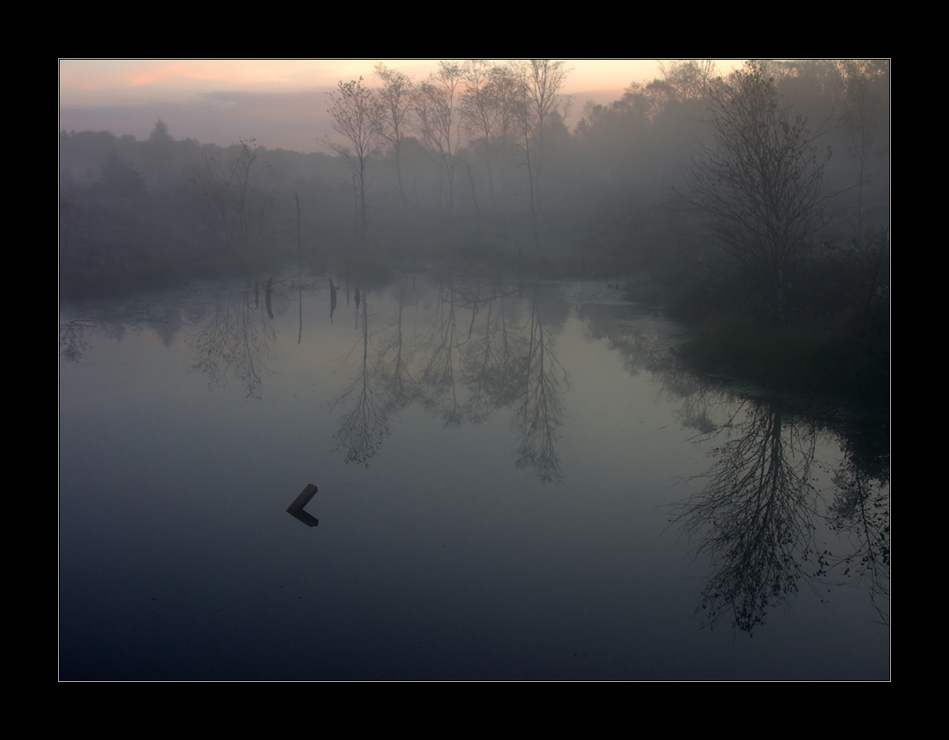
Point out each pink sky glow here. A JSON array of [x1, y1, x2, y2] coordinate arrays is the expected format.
[[59, 59, 740, 152]]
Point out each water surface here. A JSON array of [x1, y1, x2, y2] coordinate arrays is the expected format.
[[59, 272, 889, 679]]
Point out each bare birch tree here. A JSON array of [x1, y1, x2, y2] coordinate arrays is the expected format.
[[322, 78, 385, 246], [413, 62, 465, 216], [374, 64, 414, 210], [511, 60, 571, 248], [460, 60, 506, 212], [190, 137, 268, 253]]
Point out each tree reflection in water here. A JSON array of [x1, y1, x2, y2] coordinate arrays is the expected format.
[[827, 445, 889, 624], [377, 282, 418, 413], [677, 401, 822, 632], [513, 288, 567, 484], [456, 281, 528, 422], [327, 276, 568, 483], [663, 383, 889, 633], [418, 281, 466, 427], [582, 304, 889, 634], [61, 273, 889, 637], [191, 283, 276, 399], [60, 320, 96, 362], [332, 291, 390, 467]]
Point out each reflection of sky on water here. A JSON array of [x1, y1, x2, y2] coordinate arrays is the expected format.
[[59, 274, 888, 679]]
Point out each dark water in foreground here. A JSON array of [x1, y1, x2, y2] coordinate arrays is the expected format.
[[59, 272, 889, 680]]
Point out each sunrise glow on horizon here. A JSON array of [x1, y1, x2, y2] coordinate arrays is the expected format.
[[59, 60, 691, 105], [59, 59, 743, 152]]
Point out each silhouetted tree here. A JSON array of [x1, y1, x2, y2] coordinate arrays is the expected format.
[[413, 62, 465, 216], [511, 60, 571, 248], [460, 60, 509, 212], [101, 150, 145, 197], [374, 65, 414, 210], [231, 138, 262, 251], [659, 60, 717, 102], [143, 120, 176, 187], [682, 62, 832, 325], [189, 138, 268, 252], [148, 119, 173, 146], [837, 60, 889, 239], [322, 78, 385, 246]]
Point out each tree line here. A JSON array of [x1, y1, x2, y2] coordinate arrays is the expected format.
[[321, 60, 571, 251], [60, 60, 888, 263], [60, 59, 888, 402]]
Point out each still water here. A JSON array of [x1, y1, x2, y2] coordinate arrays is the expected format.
[[59, 271, 889, 680]]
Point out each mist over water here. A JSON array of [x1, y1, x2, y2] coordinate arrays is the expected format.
[[60, 60, 889, 679], [59, 273, 888, 679]]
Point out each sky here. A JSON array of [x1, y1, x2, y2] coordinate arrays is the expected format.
[[59, 60, 741, 152]]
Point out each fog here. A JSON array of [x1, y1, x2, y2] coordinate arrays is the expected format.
[[59, 60, 679, 150], [60, 59, 889, 680]]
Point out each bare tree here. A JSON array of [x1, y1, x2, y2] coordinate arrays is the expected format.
[[190, 138, 268, 253], [460, 60, 508, 212], [837, 60, 888, 240], [659, 60, 717, 102], [510, 60, 571, 248], [682, 62, 832, 325], [374, 64, 414, 210], [513, 60, 571, 163], [191, 148, 233, 247], [322, 78, 385, 246], [413, 62, 465, 216], [231, 138, 260, 252]]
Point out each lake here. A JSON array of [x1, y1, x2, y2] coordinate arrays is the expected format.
[[59, 270, 889, 680]]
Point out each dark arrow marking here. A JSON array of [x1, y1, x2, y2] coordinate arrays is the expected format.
[[287, 483, 319, 527]]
